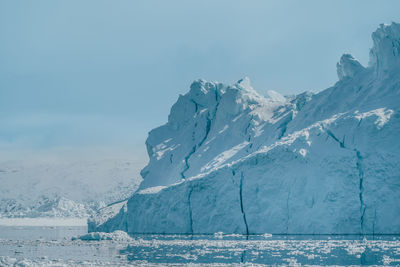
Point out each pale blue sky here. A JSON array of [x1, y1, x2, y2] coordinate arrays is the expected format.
[[1, 0, 399, 153]]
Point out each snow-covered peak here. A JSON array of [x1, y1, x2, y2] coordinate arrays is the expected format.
[[236, 77, 254, 92], [139, 76, 292, 189], [369, 22, 400, 76], [188, 79, 221, 101], [336, 54, 365, 80], [266, 90, 287, 102], [187, 79, 222, 109]]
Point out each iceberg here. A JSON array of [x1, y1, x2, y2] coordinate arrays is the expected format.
[[90, 22, 400, 235]]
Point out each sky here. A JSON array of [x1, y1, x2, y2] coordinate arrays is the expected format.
[[1, 0, 399, 159]]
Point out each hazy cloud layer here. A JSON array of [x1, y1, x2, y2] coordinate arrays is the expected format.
[[1, 0, 399, 151]]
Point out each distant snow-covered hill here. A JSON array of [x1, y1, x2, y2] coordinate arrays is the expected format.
[[0, 152, 145, 218], [91, 22, 400, 234]]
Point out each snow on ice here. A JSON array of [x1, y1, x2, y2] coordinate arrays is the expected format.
[[90, 22, 400, 235]]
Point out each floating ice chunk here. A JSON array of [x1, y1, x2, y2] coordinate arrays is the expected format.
[[263, 233, 273, 238], [299, 148, 307, 157], [214, 231, 224, 239], [95, 22, 400, 236], [72, 230, 132, 241]]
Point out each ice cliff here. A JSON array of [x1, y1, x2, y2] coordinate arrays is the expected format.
[[90, 22, 400, 234]]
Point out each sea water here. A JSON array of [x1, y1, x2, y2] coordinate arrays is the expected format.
[[1, 226, 400, 266]]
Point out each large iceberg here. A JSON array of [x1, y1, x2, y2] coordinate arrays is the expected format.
[[90, 22, 400, 234]]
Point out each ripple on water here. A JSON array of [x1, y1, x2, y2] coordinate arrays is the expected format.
[[0, 227, 399, 266]]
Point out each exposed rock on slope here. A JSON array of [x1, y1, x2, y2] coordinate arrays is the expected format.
[[91, 22, 400, 234]]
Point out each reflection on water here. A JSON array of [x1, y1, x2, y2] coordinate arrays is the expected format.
[[1, 226, 400, 266], [0, 225, 87, 240]]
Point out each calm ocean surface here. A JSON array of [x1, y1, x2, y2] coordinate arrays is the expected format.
[[1, 226, 400, 266]]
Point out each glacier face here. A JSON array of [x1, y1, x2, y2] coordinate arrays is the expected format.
[[91, 22, 400, 234]]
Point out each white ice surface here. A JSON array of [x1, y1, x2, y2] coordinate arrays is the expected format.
[[0, 148, 145, 219], [92, 22, 400, 235]]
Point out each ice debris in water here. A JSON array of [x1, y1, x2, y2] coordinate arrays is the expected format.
[[72, 231, 132, 242]]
